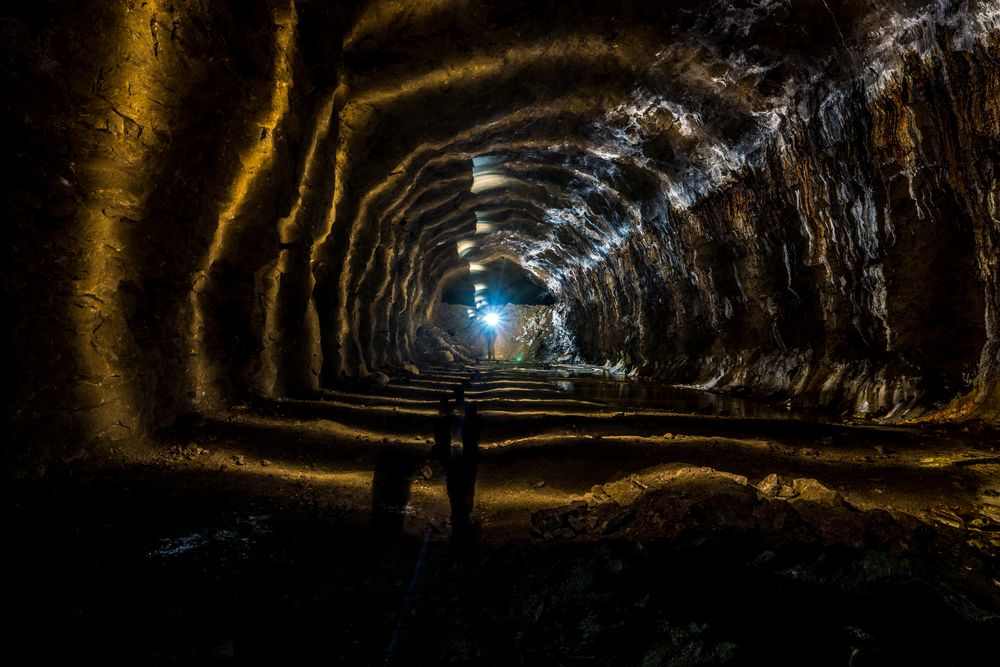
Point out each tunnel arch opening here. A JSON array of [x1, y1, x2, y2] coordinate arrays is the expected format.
[[440, 258, 556, 307]]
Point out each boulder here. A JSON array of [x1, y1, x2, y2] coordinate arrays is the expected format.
[[757, 473, 796, 498], [365, 371, 390, 387], [791, 478, 844, 506]]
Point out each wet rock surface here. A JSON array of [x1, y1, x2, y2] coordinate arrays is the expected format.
[[4, 1, 1000, 467]]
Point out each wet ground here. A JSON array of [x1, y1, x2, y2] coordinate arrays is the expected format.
[[552, 373, 825, 421], [6, 362, 1000, 664]]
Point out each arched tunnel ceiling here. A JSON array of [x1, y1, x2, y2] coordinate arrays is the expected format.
[[267, 0, 996, 401], [329, 0, 975, 290], [441, 257, 555, 307], [292, 0, 998, 421]]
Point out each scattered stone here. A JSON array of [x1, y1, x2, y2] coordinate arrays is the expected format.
[[874, 445, 887, 455], [531, 509, 565, 537], [602, 477, 646, 506], [757, 473, 795, 498], [791, 478, 844, 506], [402, 362, 420, 375], [662, 433, 675, 439], [421, 465, 434, 480], [232, 454, 245, 466], [588, 484, 611, 501], [260, 459, 271, 467], [980, 506, 1000, 523], [600, 507, 636, 533], [534, 480, 546, 488], [531, 500, 591, 537]]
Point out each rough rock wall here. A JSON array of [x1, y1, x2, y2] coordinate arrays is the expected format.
[[4, 0, 346, 468], [564, 32, 1000, 421], [315, 0, 1000, 423]]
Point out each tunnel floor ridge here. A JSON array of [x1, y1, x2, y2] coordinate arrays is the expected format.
[[9, 362, 1000, 664]]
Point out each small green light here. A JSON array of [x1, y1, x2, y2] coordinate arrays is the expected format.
[[515, 355, 522, 363]]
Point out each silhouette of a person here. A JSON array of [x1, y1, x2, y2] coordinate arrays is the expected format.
[[371, 446, 420, 539], [484, 328, 496, 361], [431, 396, 453, 464], [447, 403, 481, 541]]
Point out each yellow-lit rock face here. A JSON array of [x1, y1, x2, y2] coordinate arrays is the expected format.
[[5, 0, 1000, 464]]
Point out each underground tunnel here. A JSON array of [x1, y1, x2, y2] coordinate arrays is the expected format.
[[4, 0, 1000, 663]]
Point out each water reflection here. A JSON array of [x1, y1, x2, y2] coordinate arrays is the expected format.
[[554, 378, 825, 422]]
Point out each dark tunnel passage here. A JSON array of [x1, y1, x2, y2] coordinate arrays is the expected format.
[[4, 0, 1000, 664]]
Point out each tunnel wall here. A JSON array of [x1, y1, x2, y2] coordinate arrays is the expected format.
[[4, 0, 345, 469], [563, 38, 1000, 421], [6, 1, 1000, 471]]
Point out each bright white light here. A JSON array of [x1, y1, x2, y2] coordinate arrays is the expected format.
[[474, 211, 496, 234], [471, 172, 513, 193], [468, 262, 486, 273], [457, 239, 478, 256], [472, 155, 504, 172], [484, 312, 500, 327], [474, 282, 488, 292]]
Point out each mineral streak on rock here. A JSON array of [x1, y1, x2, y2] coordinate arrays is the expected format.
[[5, 0, 1000, 463]]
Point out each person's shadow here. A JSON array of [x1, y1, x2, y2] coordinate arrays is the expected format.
[[431, 395, 453, 464], [447, 403, 481, 542], [370, 445, 421, 539]]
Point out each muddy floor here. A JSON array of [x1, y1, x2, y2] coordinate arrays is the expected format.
[[6, 363, 999, 664]]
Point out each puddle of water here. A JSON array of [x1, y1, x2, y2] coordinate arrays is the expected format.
[[553, 377, 826, 421]]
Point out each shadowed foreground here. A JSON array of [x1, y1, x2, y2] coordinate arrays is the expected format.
[[7, 364, 999, 665]]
